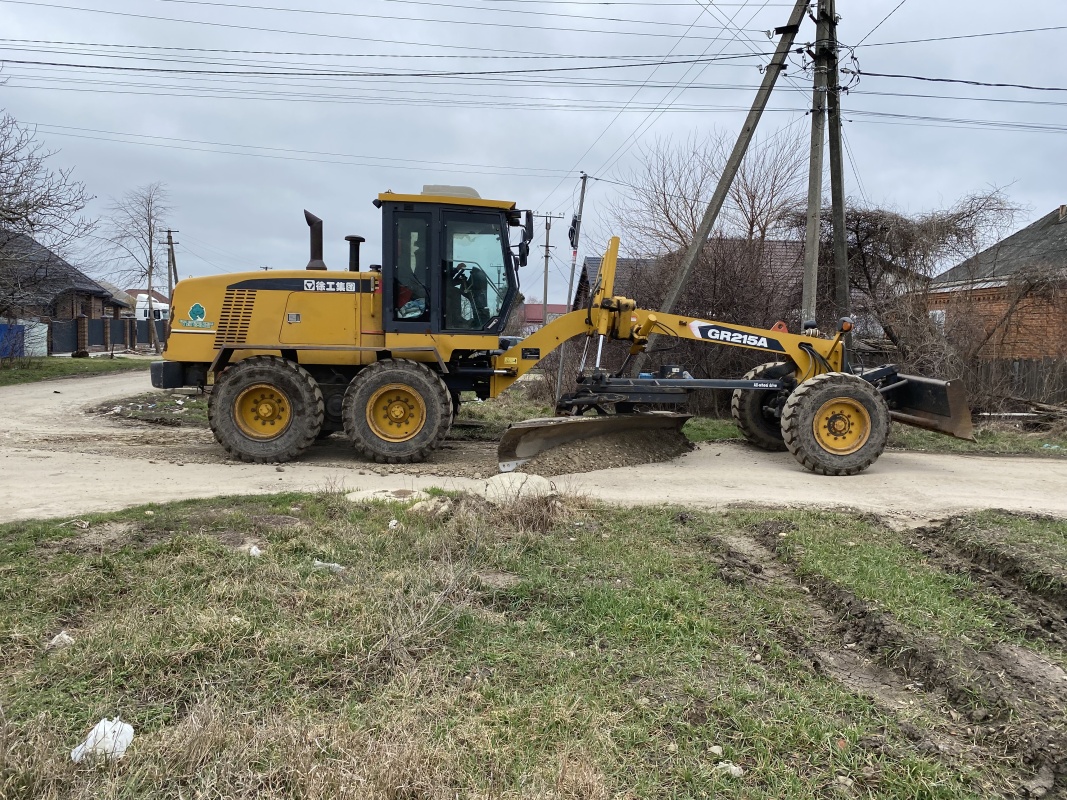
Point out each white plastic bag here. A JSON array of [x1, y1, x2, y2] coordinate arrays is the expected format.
[[71, 717, 134, 762]]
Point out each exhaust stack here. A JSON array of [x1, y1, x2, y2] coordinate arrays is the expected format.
[[304, 210, 327, 270], [345, 235, 365, 272]]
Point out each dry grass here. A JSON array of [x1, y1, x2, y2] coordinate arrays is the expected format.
[[4, 494, 1062, 798]]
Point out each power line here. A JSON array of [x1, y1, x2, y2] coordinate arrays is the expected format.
[[856, 70, 1067, 93], [232, 0, 769, 33], [855, 0, 909, 47], [535, 3, 717, 211], [0, 52, 770, 78], [591, 0, 774, 178], [861, 25, 1067, 47], [21, 120, 578, 175], [0, 0, 770, 42], [0, 0, 645, 57], [0, 37, 762, 61]]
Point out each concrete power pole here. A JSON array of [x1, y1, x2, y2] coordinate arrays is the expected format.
[[555, 172, 590, 401], [800, 0, 834, 329], [825, 0, 852, 342], [632, 0, 809, 374], [165, 229, 179, 341], [534, 213, 564, 329]]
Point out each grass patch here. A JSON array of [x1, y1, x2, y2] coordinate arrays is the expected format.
[[682, 417, 743, 443], [889, 422, 1067, 457], [452, 388, 552, 440], [1, 497, 1044, 797], [738, 509, 1020, 644], [95, 391, 208, 427], [0, 357, 152, 387]]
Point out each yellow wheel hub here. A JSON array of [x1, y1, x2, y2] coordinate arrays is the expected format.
[[366, 383, 426, 442], [813, 397, 871, 455], [234, 383, 292, 440]]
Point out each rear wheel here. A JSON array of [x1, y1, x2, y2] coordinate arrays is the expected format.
[[731, 361, 795, 452], [781, 372, 890, 476], [208, 356, 323, 463], [343, 359, 452, 463]]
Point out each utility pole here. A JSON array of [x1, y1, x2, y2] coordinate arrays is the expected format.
[[634, 0, 809, 373], [825, 0, 852, 343], [164, 229, 179, 341], [534, 213, 564, 329], [165, 229, 179, 300], [800, 0, 833, 329], [555, 172, 589, 401]]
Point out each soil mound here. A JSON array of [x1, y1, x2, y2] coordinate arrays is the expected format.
[[521, 427, 693, 476]]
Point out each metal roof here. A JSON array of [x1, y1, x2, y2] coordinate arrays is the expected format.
[[0, 231, 113, 312], [933, 207, 1067, 286]]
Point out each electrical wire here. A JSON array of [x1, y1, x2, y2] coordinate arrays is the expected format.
[[0, 52, 770, 79], [592, 0, 770, 179], [855, 0, 909, 47], [20, 120, 579, 176], [861, 25, 1067, 47], [856, 70, 1067, 93], [534, 3, 717, 211], [0, 0, 772, 43]]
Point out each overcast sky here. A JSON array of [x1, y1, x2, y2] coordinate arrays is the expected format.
[[1, 0, 1063, 302]]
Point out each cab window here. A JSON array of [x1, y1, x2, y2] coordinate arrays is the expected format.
[[442, 212, 508, 331], [394, 213, 430, 321]]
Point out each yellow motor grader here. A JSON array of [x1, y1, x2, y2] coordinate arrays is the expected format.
[[152, 187, 972, 476]]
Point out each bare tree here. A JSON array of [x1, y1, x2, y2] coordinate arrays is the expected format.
[[0, 113, 93, 319], [593, 129, 809, 412], [103, 182, 171, 353]]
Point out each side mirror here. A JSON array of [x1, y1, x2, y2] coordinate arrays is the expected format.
[[524, 210, 534, 244], [518, 240, 529, 267]]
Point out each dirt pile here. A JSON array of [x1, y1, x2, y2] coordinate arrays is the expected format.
[[520, 427, 694, 476]]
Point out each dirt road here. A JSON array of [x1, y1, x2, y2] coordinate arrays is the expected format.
[[2, 371, 1066, 523]]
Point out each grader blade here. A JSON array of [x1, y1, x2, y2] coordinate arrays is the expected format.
[[497, 413, 692, 473], [882, 374, 975, 441]]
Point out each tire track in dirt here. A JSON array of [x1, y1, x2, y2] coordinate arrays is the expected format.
[[705, 519, 1067, 797], [906, 520, 1067, 649]]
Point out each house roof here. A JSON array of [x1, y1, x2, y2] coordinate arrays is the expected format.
[[522, 303, 569, 324], [933, 206, 1067, 286], [0, 230, 113, 310], [573, 239, 804, 309], [95, 279, 134, 308], [124, 288, 170, 304]]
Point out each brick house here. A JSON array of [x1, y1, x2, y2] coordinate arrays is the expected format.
[[928, 207, 1067, 360], [0, 231, 128, 321]]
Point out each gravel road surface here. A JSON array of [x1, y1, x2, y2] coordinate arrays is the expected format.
[[2, 371, 1065, 523]]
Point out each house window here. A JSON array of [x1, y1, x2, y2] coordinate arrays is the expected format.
[[928, 309, 946, 333]]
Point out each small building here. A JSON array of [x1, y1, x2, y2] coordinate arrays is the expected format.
[[928, 206, 1067, 361]]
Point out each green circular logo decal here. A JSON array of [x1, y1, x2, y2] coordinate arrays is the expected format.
[[189, 303, 206, 320]]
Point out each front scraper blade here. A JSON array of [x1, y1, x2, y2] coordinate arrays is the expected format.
[[885, 374, 975, 441], [497, 412, 692, 473]]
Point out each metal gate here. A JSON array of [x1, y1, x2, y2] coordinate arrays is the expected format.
[[51, 320, 77, 353], [87, 319, 106, 347]]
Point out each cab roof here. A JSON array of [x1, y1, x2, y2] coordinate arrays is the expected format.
[[377, 190, 516, 211]]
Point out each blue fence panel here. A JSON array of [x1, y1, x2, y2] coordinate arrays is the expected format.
[[0, 323, 26, 358]]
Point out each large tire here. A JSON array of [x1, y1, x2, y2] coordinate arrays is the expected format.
[[781, 372, 890, 476], [731, 361, 795, 452], [343, 359, 452, 463], [208, 356, 324, 463]]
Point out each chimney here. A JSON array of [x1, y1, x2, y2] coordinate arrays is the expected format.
[[1059, 204, 1067, 222], [304, 210, 327, 270]]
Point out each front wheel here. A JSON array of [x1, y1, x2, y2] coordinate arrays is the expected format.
[[731, 361, 795, 452], [342, 359, 452, 463], [780, 372, 890, 476], [208, 356, 323, 463]]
